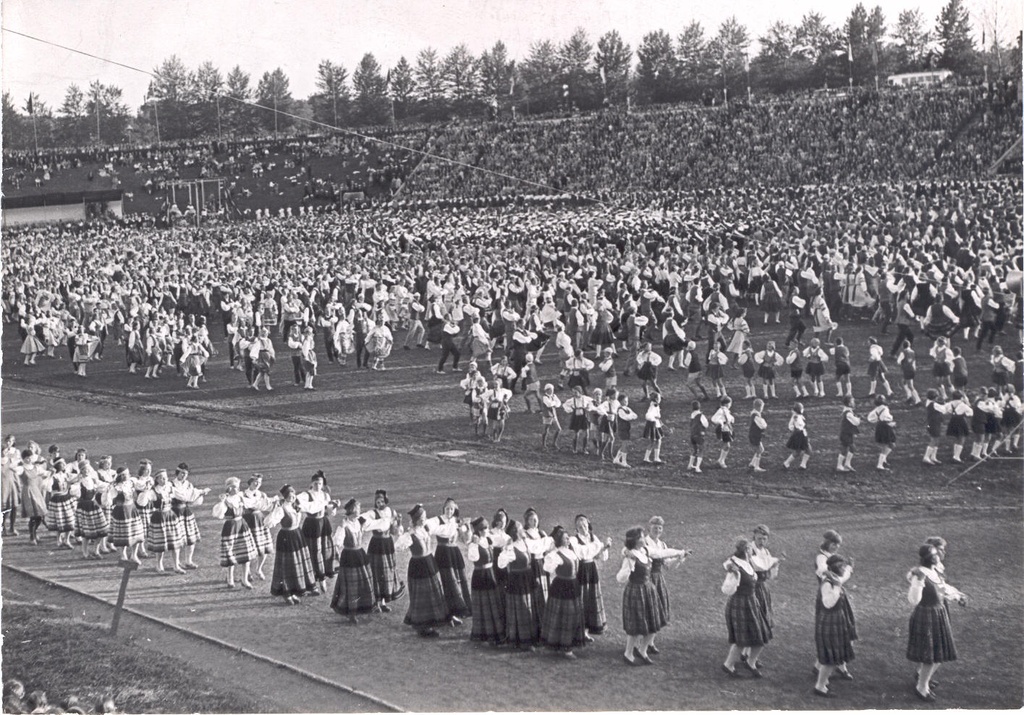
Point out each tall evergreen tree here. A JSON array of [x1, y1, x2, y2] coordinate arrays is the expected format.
[[255, 68, 294, 134], [636, 30, 676, 104], [936, 0, 977, 72], [311, 60, 350, 128], [595, 30, 632, 104], [352, 53, 390, 125]]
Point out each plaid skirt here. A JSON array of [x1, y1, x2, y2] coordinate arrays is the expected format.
[[504, 569, 541, 646], [726, 591, 772, 647], [470, 566, 506, 643], [219, 517, 257, 566], [243, 510, 274, 555], [816, 591, 857, 665], [907, 603, 957, 664], [753, 577, 774, 632], [578, 560, 607, 634], [541, 576, 585, 650], [435, 544, 472, 618], [75, 500, 108, 540], [137, 502, 155, 535], [650, 565, 671, 626], [622, 578, 662, 636], [270, 528, 317, 598], [404, 554, 451, 628], [530, 556, 549, 621], [147, 509, 186, 553], [109, 506, 145, 546], [331, 547, 378, 615], [45, 493, 76, 533], [368, 533, 405, 603], [302, 515, 337, 581]]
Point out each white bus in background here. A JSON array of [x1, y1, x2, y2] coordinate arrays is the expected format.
[[887, 70, 954, 88]]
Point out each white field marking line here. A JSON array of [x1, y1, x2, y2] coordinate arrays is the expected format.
[[1, 563, 406, 713]]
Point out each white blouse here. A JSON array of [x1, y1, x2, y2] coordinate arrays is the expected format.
[[543, 546, 578, 575]]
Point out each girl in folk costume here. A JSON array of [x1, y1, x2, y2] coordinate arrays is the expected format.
[[785, 340, 808, 399], [1, 439, 20, 538], [72, 328, 101, 377], [19, 313, 44, 365], [404, 293, 426, 350], [688, 400, 710, 473], [332, 308, 354, 367], [484, 377, 513, 443], [896, 340, 922, 405], [748, 399, 768, 472], [240, 474, 275, 580], [636, 342, 663, 400], [598, 388, 620, 461], [739, 341, 759, 399], [46, 459, 76, 548], [468, 315, 493, 368], [520, 354, 542, 413], [710, 396, 735, 468], [140, 469, 185, 573], [498, 520, 543, 649], [810, 293, 837, 342], [754, 341, 784, 400], [643, 393, 665, 465], [426, 498, 472, 623], [133, 462, 156, 558], [720, 538, 772, 678], [298, 325, 318, 388], [982, 387, 1006, 457], [20, 449, 48, 545], [801, 338, 829, 398], [105, 467, 145, 562], [523, 507, 554, 622], [365, 489, 406, 607], [945, 391, 973, 463], [747, 524, 782, 664], [929, 337, 954, 400], [616, 527, 676, 665], [990, 345, 1014, 389], [265, 485, 317, 605], [563, 386, 593, 455], [951, 347, 970, 393], [907, 543, 967, 702], [814, 554, 858, 698], [923, 295, 960, 340], [212, 478, 258, 589], [830, 336, 853, 399], [681, 341, 712, 401], [487, 509, 512, 594], [330, 499, 380, 623], [286, 324, 306, 387], [783, 402, 811, 470], [237, 326, 256, 385], [706, 346, 729, 399], [661, 308, 687, 370], [866, 337, 893, 398], [467, 516, 506, 645], [969, 389, 993, 461], [74, 468, 108, 560], [998, 385, 1023, 454], [813, 531, 853, 669], [587, 388, 607, 455], [397, 504, 454, 637], [571, 514, 611, 640], [297, 470, 338, 594], [540, 384, 563, 450], [867, 395, 897, 471], [922, 390, 951, 465], [540, 526, 588, 658], [144, 325, 162, 379], [726, 308, 751, 363], [759, 275, 784, 324], [181, 336, 209, 390], [368, 317, 393, 371], [250, 326, 276, 391], [459, 364, 488, 435], [644, 516, 690, 655], [613, 395, 639, 467], [125, 322, 144, 374], [836, 395, 863, 472], [170, 463, 209, 569]]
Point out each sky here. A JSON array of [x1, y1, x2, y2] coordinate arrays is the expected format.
[[2, 0, 1021, 110]]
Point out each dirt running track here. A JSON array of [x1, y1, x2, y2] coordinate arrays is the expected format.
[[2, 388, 1022, 711]]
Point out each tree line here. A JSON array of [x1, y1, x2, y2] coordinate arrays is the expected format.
[[3, 0, 1020, 151]]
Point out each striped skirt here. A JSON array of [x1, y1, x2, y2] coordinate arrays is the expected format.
[[622, 578, 663, 636], [171, 504, 202, 546], [45, 493, 76, 533], [725, 592, 772, 647], [243, 510, 274, 555], [403, 554, 451, 629], [907, 604, 957, 664], [541, 576, 585, 650], [753, 577, 774, 632], [434, 544, 472, 618], [578, 560, 607, 634], [219, 517, 257, 566], [137, 502, 155, 535], [504, 568, 541, 646], [470, 566, 506, 643], [109, 504, 144, 546], [270, 528, 317, 598], [368, 533, 405, 603], [530, 556, 549, 622], [816, 592, 857, 665], [147, 509, 186, 553], [650, 564, 671, 627], [331, 547, 378, 615], [75, 500, 108, 540], [302, 515, 337, 581]]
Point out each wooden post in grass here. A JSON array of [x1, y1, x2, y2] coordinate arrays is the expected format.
[[110, 560, 139, 636]]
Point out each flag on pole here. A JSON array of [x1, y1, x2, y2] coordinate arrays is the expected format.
[[509, 75, 515, 96], [26, 94, 34, 115], [982, 28, 986, 49], [847, 39, 853, 62], [871, 43, 878, 67], [599, 66, 607, 86]]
